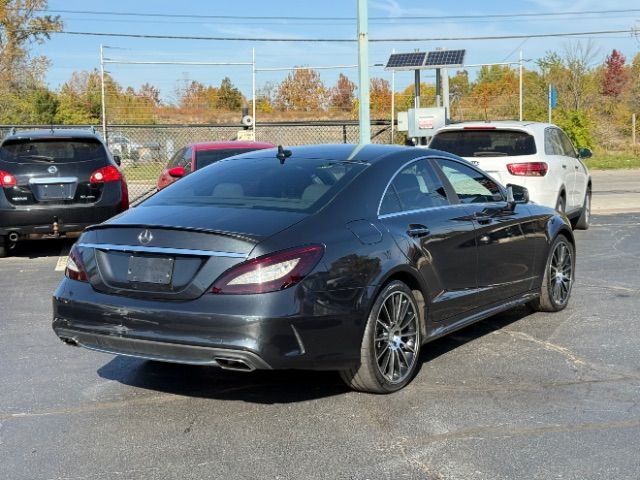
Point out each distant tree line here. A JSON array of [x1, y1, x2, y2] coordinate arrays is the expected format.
[[1, 1, 639, 150]]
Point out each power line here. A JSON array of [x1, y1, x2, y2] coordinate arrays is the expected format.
[[18, 7, 640, 21], [15, 28, 633, 43]]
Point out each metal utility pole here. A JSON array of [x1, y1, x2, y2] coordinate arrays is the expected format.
[[357, 0, 370, 144], [390, 48, 395, 143], [99, 44, 107, 144], [519, 50, 523, 121], [252, 48, 256, 138], [442, 67, 450, 113], [414, 70, 421, 108]]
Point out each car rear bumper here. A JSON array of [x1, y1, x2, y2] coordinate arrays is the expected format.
[[0, 203, 121, 236], [52, 278, 371, 371]]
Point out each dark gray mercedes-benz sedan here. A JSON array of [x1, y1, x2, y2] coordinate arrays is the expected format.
[[53, 144, 575, 393]]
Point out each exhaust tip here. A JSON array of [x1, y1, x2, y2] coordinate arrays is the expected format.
[[215, 357, 254, 372], [60, 337, 79, 347]]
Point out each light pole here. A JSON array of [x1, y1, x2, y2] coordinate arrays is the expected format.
[[357, 0, 370, 144]]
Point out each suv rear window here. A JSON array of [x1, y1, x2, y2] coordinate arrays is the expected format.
[[196, 149, 260, 169], [145, 156, 368, 213], [430, 130, 537, 157], [0, 138, 107, 164]]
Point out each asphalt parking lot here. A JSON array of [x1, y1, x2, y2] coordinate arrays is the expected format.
[[1, 211, 639, 480]]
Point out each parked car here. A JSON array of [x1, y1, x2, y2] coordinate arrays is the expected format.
[[156, 141, 275, 190], [53, 144, 575, 393], [429, 121, 592, 229], [0, 129, 129, 257]]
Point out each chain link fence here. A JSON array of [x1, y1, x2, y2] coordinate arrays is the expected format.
[[0, 121, 392, 203]]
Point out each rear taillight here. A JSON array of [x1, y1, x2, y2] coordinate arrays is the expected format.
[[0, 170, 17, 187], [90, 165, 122, 183], [507, 162, 548, 177], [211, 245, 324, 294], [65, 244, 89, 282]]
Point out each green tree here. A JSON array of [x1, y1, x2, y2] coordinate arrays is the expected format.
[[216, 77, 244, 111]]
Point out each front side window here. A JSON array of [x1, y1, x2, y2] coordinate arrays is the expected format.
[[436, 158, 504, 203], [181, 147, 193, 173], [167, 148, 185, 169], [557, 130, 577, 158], [379, 159, 449, 215]]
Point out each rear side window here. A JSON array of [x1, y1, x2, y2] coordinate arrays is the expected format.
[[380, 159, 449, 215], [0, 138, 107, 164], [145, 156, 368, 213], [430, 130, 536, 157], [196, 148, 260, 169]]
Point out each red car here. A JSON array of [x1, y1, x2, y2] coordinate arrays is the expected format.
[[157, 141, 275, 190]]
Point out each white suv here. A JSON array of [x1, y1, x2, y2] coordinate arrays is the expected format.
[[429, 121, 592, 229]]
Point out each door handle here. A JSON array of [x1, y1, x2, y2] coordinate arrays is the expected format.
[[473, 212, 492, 225], [407, 224, 430, 237], [574, 165, 579, 170], [562, 164, 567, 169]]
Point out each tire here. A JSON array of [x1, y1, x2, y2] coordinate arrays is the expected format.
[[573, 187, 591, 230], [529, 235, 575, 312], [555, 194, 566, 214], [0, 245, 6, 258], [340, 281, 422, 394], [0, 236, 7, 258]]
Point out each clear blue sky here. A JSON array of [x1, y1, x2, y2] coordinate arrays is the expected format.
[[34, 0, 640, 101]]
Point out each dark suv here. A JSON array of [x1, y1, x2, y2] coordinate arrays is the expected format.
[[0, 128, 129, 257]]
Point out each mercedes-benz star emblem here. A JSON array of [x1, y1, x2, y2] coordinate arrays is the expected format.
[[138, 229, 153, 245], [47, 165, 58, 174]]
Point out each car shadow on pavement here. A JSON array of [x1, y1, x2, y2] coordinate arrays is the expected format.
[[97, 305, 533, 403], [6, 237, 75, 259]]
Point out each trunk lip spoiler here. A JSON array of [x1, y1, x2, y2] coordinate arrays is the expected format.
[[84, 223, 262, 244], [77, 242, 247, 258]]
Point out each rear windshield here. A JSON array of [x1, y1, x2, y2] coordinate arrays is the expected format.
[[0, 138, 107, 164], [145, 156, 368, 213], [195, 148, 262, 169], [430, 130, 537, 157]]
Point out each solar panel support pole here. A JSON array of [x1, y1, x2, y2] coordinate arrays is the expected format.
[[391, 49, 395, 143], [435, 68, 441, 107], [357, 0, 370, 144], [414, 69, 421, 109], [442, 67, 450, 116]]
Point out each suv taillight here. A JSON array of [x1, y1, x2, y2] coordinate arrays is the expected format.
[[507, 162, 548, 177], [65, 244, 89, 282], [211, 245, 324, 294], [0, 170, 17, 187], [90, 165, 122, 183]]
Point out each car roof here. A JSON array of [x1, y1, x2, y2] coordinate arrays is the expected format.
[[237, 143, 452, 164], [2, 128, 103, 143], [435, 120, 554, 135], [190, 141, 276, 152]]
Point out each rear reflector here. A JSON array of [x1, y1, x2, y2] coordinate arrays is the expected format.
[[90, 165, 122, 183], [507, 162, 548, 177], [211, 244, 324, 294], [0, 170, 17, 187]]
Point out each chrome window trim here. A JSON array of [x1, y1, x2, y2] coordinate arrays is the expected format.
[[378, 202, 469, 219], [377, 155, 449, 218], [78, 242, 246, 258]]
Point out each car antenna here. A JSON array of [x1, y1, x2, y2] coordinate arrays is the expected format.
[[276, 145, 292, 165]]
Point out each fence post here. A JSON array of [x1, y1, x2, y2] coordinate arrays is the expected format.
[[342, 124, 347, 144]]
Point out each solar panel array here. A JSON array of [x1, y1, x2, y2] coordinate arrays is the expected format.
[[385, 50, 466, 70], [424, 49, 466, 67], [385, 52, 427, 70]]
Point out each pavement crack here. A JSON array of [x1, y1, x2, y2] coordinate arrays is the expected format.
[[183, 416, 197, 434]]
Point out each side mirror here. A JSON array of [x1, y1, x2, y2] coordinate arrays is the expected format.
[[113, 155, 121, 166], [168, 166, 186, 178], [506, 184, 530, 206], [578, 147, 592, 159]]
